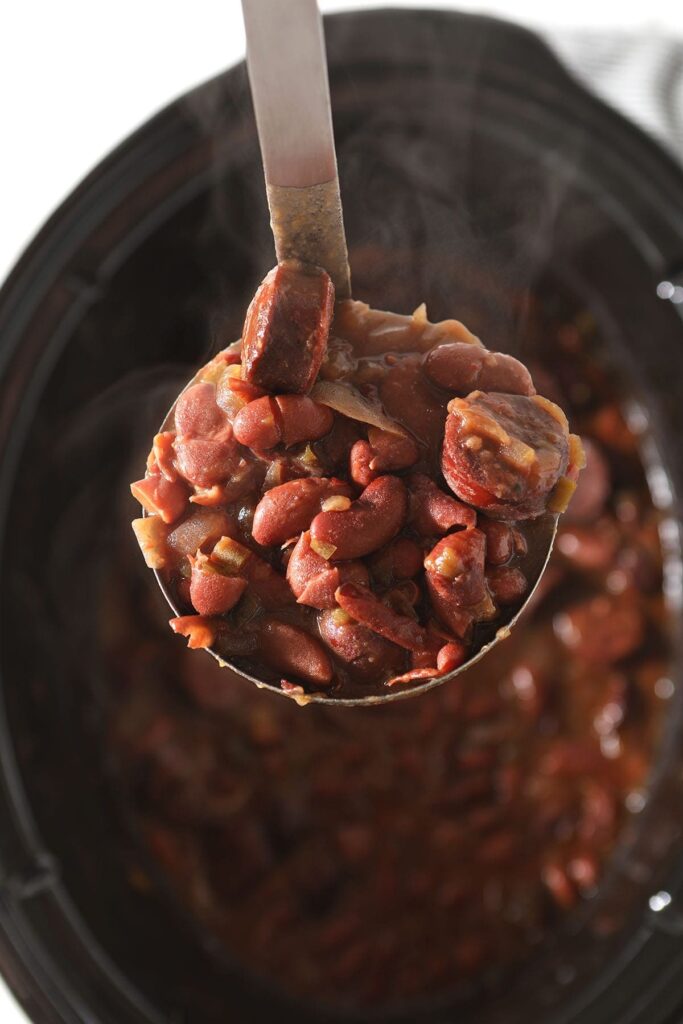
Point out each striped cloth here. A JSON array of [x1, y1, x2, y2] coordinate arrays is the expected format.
[[549, 29, 683, 162]]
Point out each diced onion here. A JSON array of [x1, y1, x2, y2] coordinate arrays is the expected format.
[[132, 516, 168, 570], [310, 537, 337, 560], [321, 495, 352, 512], [211, 536, 251, 574], [548, 476, 577, 513]]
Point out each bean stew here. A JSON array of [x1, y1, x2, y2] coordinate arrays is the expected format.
[[131, 261, 583, 699]]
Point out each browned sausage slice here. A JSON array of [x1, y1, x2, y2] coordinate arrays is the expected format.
[[442, 392, 570, 520], [241, 260, 334, 394]]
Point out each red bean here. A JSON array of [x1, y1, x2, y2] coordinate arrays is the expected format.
[[189, 562, 247, 616], [233, 395, 334, 450], [423, 342, 535, 396], [233, 397, 281, 449], [310, 476, 408, 560], [408, 473, 476, 535], [486, 566, 528, 605], [252, 477, 354, 547], [259, 619, 333, 686], [424, 529, 492, 638], [174, 435, 239, 488], [286, 532, 368, 610], [369, 537, 424, 586], [175, 381, 230, 438], [335, 582, 427, 652], [349, 428, 419, 486], [478, 517, 514, 565], [275, 395, 334, 447], [318, 609, 404, 682]]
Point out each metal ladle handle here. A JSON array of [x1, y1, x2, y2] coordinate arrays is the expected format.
[[241, 0, 352, 298]]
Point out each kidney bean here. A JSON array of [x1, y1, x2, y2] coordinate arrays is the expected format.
[[478, 517, 514, 565], [286, 531, 368, 609], [423, 342, 535, 396], [425, 529, 493, 637], [175, 381, 231, 439], [349, 428, 419, 486], [258, 618, 333, 687], [233, 395, 334, 450], [166, 508, 235, 558], [310, 414, 363, 475], [275, 395, 334, 447], [425, 530, 487, 607], [408, 473, 476, 535], [310, 476, 408, 560], [252, 477, 354, 547], [241, 261, 334, 394], [486, 566, 528, 605], [553, 594, 644, 665], [442, 392, 570, 520], [189, 559, 248, 616], [318, 609, 405, 681], [174, 435, 239, 489], [169, 615, 217, 649], [232, 397, 281, 449], [369, 537, 424, 585], [335, 582, 427, 651], [211, 536, 293, 610], [437, 642, 467, 673]]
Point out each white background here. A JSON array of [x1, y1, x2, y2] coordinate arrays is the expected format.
[[1, 1, 683, 1022], [2, 0, 683, 287]]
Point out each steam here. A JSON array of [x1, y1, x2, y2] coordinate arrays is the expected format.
[[179, 10, 595, 364]]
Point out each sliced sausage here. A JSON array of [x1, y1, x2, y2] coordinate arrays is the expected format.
[[442, 392, 570, 520], [241, 260, 334, 394]]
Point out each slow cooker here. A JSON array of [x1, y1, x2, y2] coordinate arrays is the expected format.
[[2, 9, 683, 1023]]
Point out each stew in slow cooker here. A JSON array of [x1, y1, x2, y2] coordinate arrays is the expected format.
[[111, 287, 672, 1008]]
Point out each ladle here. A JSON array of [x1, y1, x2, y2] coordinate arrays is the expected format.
[[151, 0, 559, 705]]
